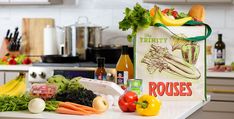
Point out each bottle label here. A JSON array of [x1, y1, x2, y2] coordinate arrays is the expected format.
[[117, 71, 128, 85], [214, 49, 225, 65], [95, 74, 106, 80]]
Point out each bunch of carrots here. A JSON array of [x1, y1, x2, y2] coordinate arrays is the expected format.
[[56, 102, 100, 115]]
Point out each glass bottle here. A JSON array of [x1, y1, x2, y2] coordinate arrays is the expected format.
[[116, 45, 134, 87], [95, 57, 107, 80], [214, 34, 225, 66]]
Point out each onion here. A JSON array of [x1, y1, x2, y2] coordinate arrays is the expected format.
[[28, 98, 45, 114]]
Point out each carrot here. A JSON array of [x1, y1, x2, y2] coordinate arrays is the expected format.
[[65, 102, 99, 113], [56, 107, 88, 115], [58, 102, 95, 114]]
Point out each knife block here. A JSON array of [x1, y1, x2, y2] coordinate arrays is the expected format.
[[0, 39, 20, 58], [0, 39, 10, 58]]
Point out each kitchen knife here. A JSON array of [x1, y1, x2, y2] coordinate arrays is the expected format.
[[8, 33, 12, 42], [5, 29, 10, 39], [7, 33, 13, 51], [13, 27, 19, 41], [13, 31, 19, 42], [16, 36, 21, 51], [8, 41, 13, 51]]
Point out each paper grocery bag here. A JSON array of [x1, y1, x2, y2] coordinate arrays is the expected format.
[[135, 26, 206, 100]]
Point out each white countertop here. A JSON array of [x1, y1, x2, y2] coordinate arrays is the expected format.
[[0, 65, 31, 72], [0, 65, 233, 78], [0, 96, 210, 119], [207, 71, 234, 78]]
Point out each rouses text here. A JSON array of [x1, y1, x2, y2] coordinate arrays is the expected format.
[[149, 82, 192, 96]]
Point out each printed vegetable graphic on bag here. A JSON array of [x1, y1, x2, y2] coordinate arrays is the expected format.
[[141, 44, 201, 79], [119, 4, 212, 100]]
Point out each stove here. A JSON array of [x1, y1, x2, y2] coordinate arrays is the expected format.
[[29, 63, 116, 83], [32, 62, 116, 68]]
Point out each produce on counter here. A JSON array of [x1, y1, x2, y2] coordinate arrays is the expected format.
[[119, 4, 205, 42], [0, 54, 32, 65], [47, 76, 84, 93], [47, 75, 69, 92], [0, 73, 26, 96], [102, 95, 114, 107], [161, 8, 188, 19], [56, 102, 99, 115], [141, 44, 201, 79], [92, 96, 109, 113], [135, 94, 161, 116], [208, 65, 232, 72], [0, 95, 30, 112], [150, 5, 192, 26], [55, 87, 97, 107], [45, 100, 60, 111], [118, 91, 138, 112], [119, 3, 151, 42], [0, 94, 60, 112], [30, 83, 57, 100], [67, 77, 84, 90], [28, 98, 45, 114]]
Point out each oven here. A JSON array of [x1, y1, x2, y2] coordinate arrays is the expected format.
[[28, 66, 116, 83]]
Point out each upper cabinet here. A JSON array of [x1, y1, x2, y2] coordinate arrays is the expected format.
[[0, 0, 9, 4], [144, 0, 234, 4], [0, 0, 63, 5]]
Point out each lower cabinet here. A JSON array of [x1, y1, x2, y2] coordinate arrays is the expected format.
[[0, 72, 28, 86], [0, 72, 4, 85], [188, 77, 234, 119], [188, 109, 234, 119]]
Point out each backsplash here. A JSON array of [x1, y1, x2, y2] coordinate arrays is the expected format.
[[0, 0, 233, 64]]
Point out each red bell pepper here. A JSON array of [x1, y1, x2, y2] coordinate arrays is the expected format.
[[118, 91, 138, 112]]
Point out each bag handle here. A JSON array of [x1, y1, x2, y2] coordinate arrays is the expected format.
[[154, 20, 212, 42]]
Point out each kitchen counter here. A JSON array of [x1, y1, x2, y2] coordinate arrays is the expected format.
[[0, 62, 116, 72], [207, 71, 234, 78], [32, 62, 116, 68], [0, 65, 31, 72], [0, 96, 210, 119]]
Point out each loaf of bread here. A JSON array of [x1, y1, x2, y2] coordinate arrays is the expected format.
[[188, 5, 205, 22]]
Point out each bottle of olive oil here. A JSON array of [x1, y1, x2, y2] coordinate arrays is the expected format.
[[214, 34, 225, 66], [116, 46, 134, 88]]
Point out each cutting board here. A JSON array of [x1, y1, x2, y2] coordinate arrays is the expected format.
[[22, 18, 55, 61]]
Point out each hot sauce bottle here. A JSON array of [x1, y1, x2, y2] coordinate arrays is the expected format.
[[95, 57, 107, 80]]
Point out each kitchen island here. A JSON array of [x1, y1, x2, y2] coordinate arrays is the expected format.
[[0, 65, 210, 119], [0, 96, 210, 119]]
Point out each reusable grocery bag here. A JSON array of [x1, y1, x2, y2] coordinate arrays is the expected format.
[[135, 22, 211, 100]]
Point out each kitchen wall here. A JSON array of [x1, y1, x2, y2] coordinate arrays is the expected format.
[[0, 0, 233, 64]]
